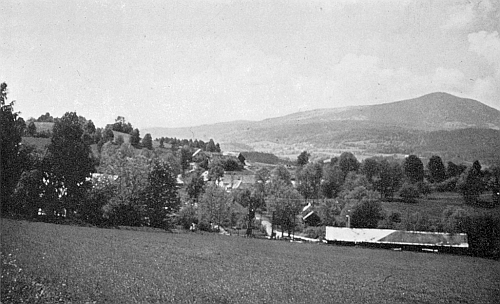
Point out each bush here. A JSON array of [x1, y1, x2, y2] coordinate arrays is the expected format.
[[399, 183, 420, 203], [177, 203, 198, 230], [302, 226, 325, 239], [378, 211, 402, 229], [464, 214, 500, 258], [80, 184, 115, 226], [350, 200, 384, 228], [440, 206, 468, 233], [222, 157, 244, 171], [433, 177, 458, 192], [400, 212, 439, 232], [417, 181, 431, 197]]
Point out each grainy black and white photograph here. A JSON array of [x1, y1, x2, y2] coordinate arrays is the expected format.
[[1, 0, 500, 303]]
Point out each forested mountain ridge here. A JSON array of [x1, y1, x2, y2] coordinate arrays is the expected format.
[[143, 93, 500, 164]]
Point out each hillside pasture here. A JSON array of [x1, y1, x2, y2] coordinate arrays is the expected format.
[[2, 219, 499, 303], [382, 192, 500, 221], [21, 137, 51, 151]]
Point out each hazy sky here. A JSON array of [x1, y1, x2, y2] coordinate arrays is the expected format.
[[2, 0, 499, 129]]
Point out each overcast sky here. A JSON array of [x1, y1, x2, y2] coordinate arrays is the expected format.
[[2, 0, 499, 129]]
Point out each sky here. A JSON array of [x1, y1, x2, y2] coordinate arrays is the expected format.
[[1, 0, 499, 129]]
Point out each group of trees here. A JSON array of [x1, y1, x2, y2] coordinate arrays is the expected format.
[[1, 84, 181, 228], [291, 150, 499, 233], [157, 136, 221, 153]]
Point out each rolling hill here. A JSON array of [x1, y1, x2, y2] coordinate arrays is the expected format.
[[144, 93, 500, 164]]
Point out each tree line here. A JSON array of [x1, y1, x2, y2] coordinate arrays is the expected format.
[[0, 83, 220, 230]]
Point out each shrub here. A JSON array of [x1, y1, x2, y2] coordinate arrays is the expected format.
[[400, 211, 438, 232], [399, 183, 420, 203], [464, 214, 500, 258], [80, 184, 116, 226], [417, 181, 431, 197], [303, 226, 325, 239], [441, 206, 468, 233], [350, 200, 384, 228], [177, 203, 198, 230], [433, 177, 459, 192]]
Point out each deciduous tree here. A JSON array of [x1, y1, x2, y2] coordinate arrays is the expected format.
[[198, 184, 232, 230], [297, 162, 323, 200], [339, 152, 360, 178], [270, 165, 292, 186], [46, 112, 96, 216], [427, 155, 446, 183], [297, 151, 310, 166], [1, 83, 27, 213], [361, 158, 380, 182], [142, 160, 180, 228], [375, 160, 403, 199], [403, 155, 424, 184], [186, 170, 205, 202], [350, 200, 384, 228], [321, 165, 343, 198]]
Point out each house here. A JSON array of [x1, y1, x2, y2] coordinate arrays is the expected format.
[[192, 148, 202, 158], [216, 173, 255, 192], [301, 202, 321, 226], [176, 174, 185, 185]]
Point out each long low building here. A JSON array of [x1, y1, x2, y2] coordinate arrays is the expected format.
[[325, 227, 468, 254]]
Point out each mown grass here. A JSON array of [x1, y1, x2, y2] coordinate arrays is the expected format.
[[2, 219, 499, 303]]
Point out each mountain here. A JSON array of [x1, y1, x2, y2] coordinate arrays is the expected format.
[[144, 93, 500, 164]]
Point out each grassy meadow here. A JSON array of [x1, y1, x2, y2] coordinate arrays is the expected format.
[[2, 219, 499, 303], [381, 192, 500, 222]]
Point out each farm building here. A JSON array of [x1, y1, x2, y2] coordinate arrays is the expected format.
[[325, 227, 469, 254], [301, 203, 321, 226], [216, 173, 255, 192]]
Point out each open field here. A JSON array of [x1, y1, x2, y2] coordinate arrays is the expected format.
[[381, 192, 500, 221], [2, 219, 499, 303]]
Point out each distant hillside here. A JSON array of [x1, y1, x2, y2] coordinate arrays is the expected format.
[[143, 93, 500, 164], [413, 128, 500, 164], [33, 122, 55, 133]]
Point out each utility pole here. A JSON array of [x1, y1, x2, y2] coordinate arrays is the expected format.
[[271, 211, 275, 239]]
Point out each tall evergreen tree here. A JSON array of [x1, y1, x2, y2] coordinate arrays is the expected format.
[[27, 121, 37, 136], [142, 133, 153, 150], [206, 139, 217, 152], [457, 160, 484, 205], [297, 151, 310, 166], [130, 128, 141, 147], [142, 160, 180, 228]]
